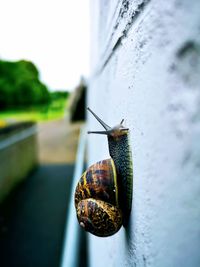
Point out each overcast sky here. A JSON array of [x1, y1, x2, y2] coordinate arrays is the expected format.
[[0, 0, 90, 91]]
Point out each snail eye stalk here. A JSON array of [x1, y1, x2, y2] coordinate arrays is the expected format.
[[87, 107, 111, 131]]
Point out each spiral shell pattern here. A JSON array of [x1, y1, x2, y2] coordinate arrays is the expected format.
[[76, 198, 122, 237], [75, 159, 123, 237], [75, 159, 118, 208]]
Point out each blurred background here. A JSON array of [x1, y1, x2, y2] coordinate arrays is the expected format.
[[0, 0, 89, 266], [0, 0, 90, 124]]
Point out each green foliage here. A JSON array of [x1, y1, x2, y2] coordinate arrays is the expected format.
[[0, 59, 50, 109], [50, 91, 69, 100], [0, 97, 69, 122]]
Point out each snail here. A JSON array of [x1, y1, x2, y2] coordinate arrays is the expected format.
[[74, 107, 133, 237]]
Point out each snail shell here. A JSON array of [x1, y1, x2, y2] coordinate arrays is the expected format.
[[75, 159, 122, 237]]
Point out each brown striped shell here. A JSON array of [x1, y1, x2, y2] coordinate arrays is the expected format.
[[74, 159, 122, 237]]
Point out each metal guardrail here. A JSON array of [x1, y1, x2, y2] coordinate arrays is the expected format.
[[60, 125, 87, 267]]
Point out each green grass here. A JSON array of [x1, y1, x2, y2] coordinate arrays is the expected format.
[[0, 98, 68, 123]]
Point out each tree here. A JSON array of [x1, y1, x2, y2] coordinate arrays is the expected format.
[[0, 59, 50, 109]]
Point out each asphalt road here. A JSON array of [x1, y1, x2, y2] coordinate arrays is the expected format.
[[0, 164, 74, 267], [38, 120, 82, 164]]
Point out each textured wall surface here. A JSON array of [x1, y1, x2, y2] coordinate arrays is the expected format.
[[87, 0, 200, 266]]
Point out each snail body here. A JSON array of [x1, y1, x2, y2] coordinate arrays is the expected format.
[[74, 108, 133, 237]]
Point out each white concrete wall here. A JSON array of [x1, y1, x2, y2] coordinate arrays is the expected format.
[[87, 0, 200, 266]]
